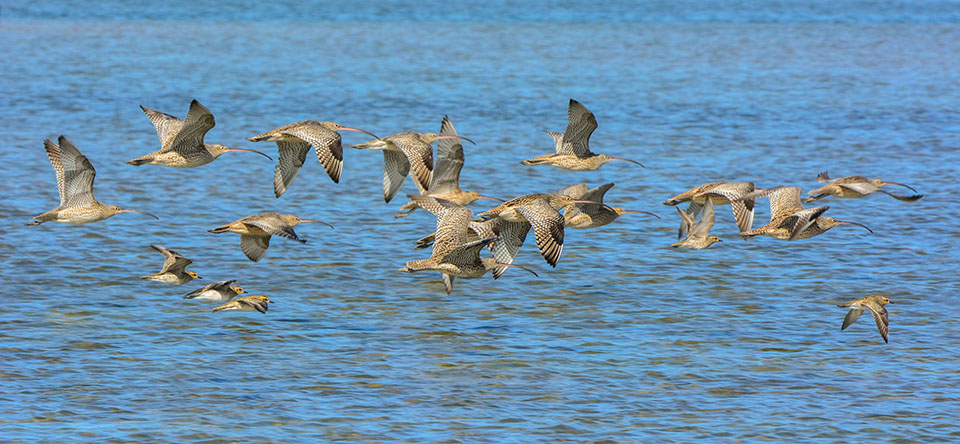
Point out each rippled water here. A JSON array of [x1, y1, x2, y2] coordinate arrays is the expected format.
[[2, 1, 959, 442]]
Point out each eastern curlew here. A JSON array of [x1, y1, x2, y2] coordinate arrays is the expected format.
[[246, 120, 380, 197], [398, 195, 538, 293], [352, 130, 475, 203], [127, 99, 272, 168], [838, 295, 893, 343], [558, 182, 658, 229], [737, 186, 873, 240], [521, 99, 644, 171], [671, 199, 722, 249], [140, 244, 200, 285], [805, 171, 922, 202], [184, 280, 244, 301], [208, 213, 333, 262], [663, 182, 758, 239], [27, 136, 158, 225], [213, 295, 272, 313], [395, 116, 501, 218]]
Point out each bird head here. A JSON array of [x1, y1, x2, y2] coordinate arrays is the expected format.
[[186, 271, 201, 280], [231, 285, 244, 295]]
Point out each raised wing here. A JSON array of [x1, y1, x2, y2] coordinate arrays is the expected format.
[[430, 116, 465, 194], [152, 244, 192, 274], [165, 99, 215, 154], [689, 199, 715, 239], [141, 105, 184, 147], [45, 136, 97, 208], [562, 99, 598, 158], [787, 206, 830, 240]]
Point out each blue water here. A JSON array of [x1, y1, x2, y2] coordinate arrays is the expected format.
[[2, 1, 959, 442]]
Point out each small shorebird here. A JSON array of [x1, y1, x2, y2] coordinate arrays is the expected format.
[[738, 186, 873, 240], [213, 295, 271, 314], [475, 193, 596, 269], [398, 195, 538, 293], [352, 130, 476, 203], [671, 199, 721, 249], [558, 183, 658, 229], [127, 99, 272, 168], [663, 182, 758, 239], [521, 99, 644, 171], [805, 172, 922, 202], [208, 213, 333, 262], [838, 295, 893, 343], [395, 116, 501, 218], [184, 280, 244, 301], [140, 244, 200, 285], [27, 136, 158, 225], [246, 120, 380, 197]]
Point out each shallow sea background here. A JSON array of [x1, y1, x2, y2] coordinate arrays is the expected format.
[[2, 1, 959, 442]]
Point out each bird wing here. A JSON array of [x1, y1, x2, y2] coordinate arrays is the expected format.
[[546, 131, 566, 154], [140, 105, 184, 147], [439, 237, 497, 265], [698, 182, 756, 233], [382, 149, 411, 203], [867, 303, 889, 343], [429, 116, 464, 194], [280, 125, 344, 183], [514, 199, 565, 267], [838, 182, 880, 196], [816, 171, 831, 183], [240, 235, 271, 262], [490, 220, 530, 278], [787, 206, 830, 240], [678, 202, 703, 239], [581, 183, 615, 203], [429, 201, 474, 257], [557, 183, 589, 199], [768, 186, 804, 219], [238, 297, 269, 313], [243, 217, 302, 242], [562, 99, 598, 158], [841, 308, 863, 331], [395, 139, 434, 193], [272, 140, 311, 198], [442, 274, 455, 294], [45, 136, 97, 208], [675, 206, 696, 238], [690, 199, 715, 239], [165, 100, 215, 154], [152, 244, 192, 274]]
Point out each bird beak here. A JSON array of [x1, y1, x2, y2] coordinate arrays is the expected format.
[[883, 181, 919, 193], [570, 200, 603, 205], [619, 209, 661, 219], [609, 157, 645, 168], [496, 263, 539, 278], [436, 135, 476, 145], [340, 127, 381, 141], [838, 220, 873, 234], [226, 147, 273, 161], [477, 194, 505, 202], [119, 209, 159, 219], [398, 267, 413, 273], [299, 219, 335, 229]]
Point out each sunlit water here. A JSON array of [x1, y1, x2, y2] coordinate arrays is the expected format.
[[2, 1, 959, 442]]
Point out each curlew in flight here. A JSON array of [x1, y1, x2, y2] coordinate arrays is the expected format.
[[208, 213, 332, 262]]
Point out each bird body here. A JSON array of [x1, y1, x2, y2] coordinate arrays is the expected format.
[[395, 116, 500, 217], [521, 99, 644, 171], [28, 136, 158, 225], [140, 244, 200, 285], [208, 213, 332, 262], [184, 280, 244, 301], [806, 171, 922, 202], [663, 181, 758, 238], [838, 295, 893, 343], [352, 129, 475, 203], [738, 186, 872, 240], [671, 199, 721, 249], [213, 295, 271, 313], [247, 120, 379, 197], [399, 195, 537, 293], [558, 183, 657, 229], [127, 100, 271, 168]]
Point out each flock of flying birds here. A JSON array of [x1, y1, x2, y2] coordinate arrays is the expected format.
[[27, 99, 922, 342]]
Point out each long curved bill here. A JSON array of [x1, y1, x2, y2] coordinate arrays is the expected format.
[[496, 263, 539, 278], [884, 181, 918, 193], [341, 127, 381, 141], [227, 147, 273, 161], [120, 209, 159, 220], [838, 220, 873, 234], [619, 209, 661, 220], [436, 135, 476, 145], [477, 194, 505, 202], [299, 219, 335, 229], [610, 157, 645, 168]]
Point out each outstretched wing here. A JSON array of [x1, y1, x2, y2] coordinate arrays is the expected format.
[[166, 99, 215, 154], [382, 149, 411, 203], [430, 116, 464, 194], [867, 305, 889, 343], [514, 199, 565, 268], [562, 99, 598, 158], [281, 125, 344, 183], [240, 235, 271, 262], [45, 136, 97, 208], [141, 105, 185, 147], [787, 206, 830, 240], [272, 140, 311, 198]]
